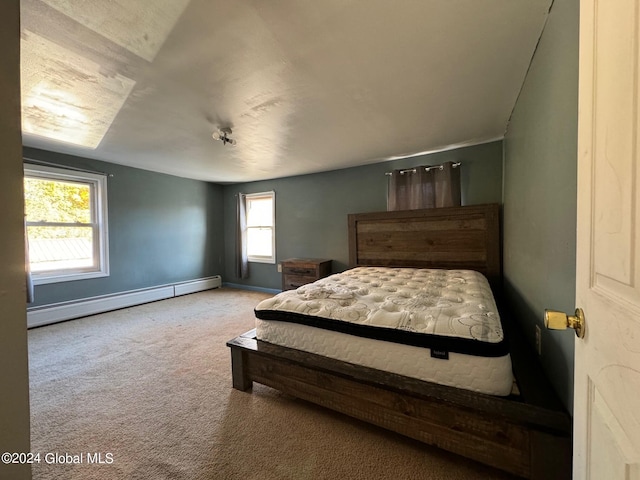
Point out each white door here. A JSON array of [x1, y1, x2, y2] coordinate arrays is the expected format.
[[575, 0, 640, 478]]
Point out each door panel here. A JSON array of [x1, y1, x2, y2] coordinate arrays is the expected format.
[[587, 372, 640, 480], [591, 0, 640, 303]]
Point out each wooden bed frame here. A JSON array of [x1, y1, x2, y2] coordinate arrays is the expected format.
[[227, 204, 572, 479]]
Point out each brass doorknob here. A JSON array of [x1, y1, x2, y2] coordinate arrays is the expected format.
[[544, 308, 585, 338]]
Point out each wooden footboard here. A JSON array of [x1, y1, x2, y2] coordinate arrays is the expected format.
[[227, 329, 571, 479]]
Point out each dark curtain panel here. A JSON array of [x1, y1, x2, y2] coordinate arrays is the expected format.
[[25, 218, 34, 303], [387, 161, 461, 211], [434, 161, 461, 207], [235, 193, 249, 279]]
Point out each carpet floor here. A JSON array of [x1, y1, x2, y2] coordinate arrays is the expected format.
[[28, 287, 517, 480]]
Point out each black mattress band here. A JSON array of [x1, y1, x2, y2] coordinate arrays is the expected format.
[[255, 309, 510, 357]]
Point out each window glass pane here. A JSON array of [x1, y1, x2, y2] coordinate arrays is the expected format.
[[247, 197, 273, 227], [247, 227, 273, 257], [27, 225, 94, 272], [23, 164, 109, 284], [24, 177, 92, 223]]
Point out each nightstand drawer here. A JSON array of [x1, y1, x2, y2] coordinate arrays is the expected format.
[[282, 274, 313, 290], [283, 265, 316, 276]]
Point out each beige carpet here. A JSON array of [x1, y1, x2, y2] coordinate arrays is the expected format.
[[28, 288, 516, 480]]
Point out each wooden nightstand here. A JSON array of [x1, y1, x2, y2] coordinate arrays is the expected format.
[[281, 258, 332, 291]]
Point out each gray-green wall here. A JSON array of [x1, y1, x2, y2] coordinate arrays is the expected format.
[[0, 1, 32, 479], [503, 0, 578, 413], [222, 141, 503, 290], [24, 148, 225, 307]]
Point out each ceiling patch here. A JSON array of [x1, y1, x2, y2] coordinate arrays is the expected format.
[[21, 30, 136, 149], [39, 0, 190, 61]]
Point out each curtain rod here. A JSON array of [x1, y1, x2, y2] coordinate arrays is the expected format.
[[385, 161, 461, 176], [23, 158, 114, 178]]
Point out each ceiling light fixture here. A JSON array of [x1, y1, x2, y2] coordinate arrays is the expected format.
[[212, 127, 236, 146]]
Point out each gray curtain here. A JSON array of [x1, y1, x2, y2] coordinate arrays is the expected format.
[[387, 161, 461, 210], [236, 193, 249, 279], [25, 217, 34, 303]]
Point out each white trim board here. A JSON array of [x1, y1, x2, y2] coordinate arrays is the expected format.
[[27, 275, 222, 328]]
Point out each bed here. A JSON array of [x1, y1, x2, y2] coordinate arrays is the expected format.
[[227, 204, 572, 479]]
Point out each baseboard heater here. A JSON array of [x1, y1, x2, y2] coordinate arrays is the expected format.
[[27, 275, 222, 328]]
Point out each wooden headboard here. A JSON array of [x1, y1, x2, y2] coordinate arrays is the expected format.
[[348, 203, 501, 288]]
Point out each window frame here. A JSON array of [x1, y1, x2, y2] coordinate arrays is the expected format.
[[24, 163, 110, 285], [245, 191, 276, 264]]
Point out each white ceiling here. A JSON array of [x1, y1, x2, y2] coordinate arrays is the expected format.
[[20, 0, 553, 183]]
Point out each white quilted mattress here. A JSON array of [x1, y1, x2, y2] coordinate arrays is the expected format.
[[255, 267, 514, 396]]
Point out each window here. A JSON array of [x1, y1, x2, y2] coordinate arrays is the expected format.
[[245, 192, 275, 263], [24, 163, 109, 284]]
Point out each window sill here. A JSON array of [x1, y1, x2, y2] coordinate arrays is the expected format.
[[248, 257, 276, 264], [32, 270, 109, 285]]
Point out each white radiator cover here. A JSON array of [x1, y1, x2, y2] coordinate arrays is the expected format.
[[27, 275, 222, 328], [174, 276, 222, 296]]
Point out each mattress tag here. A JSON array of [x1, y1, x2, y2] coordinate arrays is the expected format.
[[430, 349, 449, 360]]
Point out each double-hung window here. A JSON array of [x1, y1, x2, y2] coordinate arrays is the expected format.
[[24, 163, 109, 284], [246, 192, 275, 263]]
